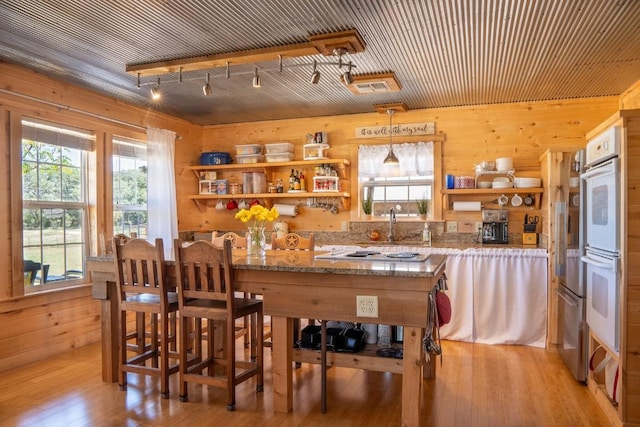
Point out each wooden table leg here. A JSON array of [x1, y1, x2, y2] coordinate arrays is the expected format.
[[100, 280, 119, 383], [271, 316, 293, 412], [402, 326, 424, 427]]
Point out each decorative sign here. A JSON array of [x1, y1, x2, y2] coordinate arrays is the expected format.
[[355, 122, 435, 138]]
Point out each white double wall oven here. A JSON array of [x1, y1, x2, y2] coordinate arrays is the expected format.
[[581, 126, 621, 354]]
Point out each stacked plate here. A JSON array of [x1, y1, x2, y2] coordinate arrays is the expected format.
[[492, 181, 514, 189], [492, 177, 513, 189], [514, 177, 542, 188]]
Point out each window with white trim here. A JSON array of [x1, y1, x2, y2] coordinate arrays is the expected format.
[[21, 119, 94, 289], [358, 142, 434, 218], [112, 137, 147, 238]]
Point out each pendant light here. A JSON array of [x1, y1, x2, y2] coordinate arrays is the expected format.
[[383, 109, 399, 164]]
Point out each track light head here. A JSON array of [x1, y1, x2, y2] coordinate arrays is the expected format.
[[202, 72, 212, 96], [252, 67, 261, 88], [310, 60, 321, 84], [150, 77, 161, 100], [342, 61, 354, 85]]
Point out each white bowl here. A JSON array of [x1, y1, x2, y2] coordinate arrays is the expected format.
[[493, 177, 510, 183], [477, 181, 492, 189], [496, 157, 514, 171]]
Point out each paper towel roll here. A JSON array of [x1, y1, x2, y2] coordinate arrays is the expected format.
[[273, 203, 298, 217], [453, 201, 482, 211]]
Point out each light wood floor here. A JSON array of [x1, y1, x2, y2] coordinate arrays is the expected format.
[[0, 340, 610, 426]]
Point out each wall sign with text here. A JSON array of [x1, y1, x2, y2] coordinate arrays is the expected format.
[[355, 122, 435, 138]]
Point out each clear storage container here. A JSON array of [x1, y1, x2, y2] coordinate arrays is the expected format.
[[265, 142, 294, 154], [235, 144, 263, 155], [265, 152, 294, 162], [236, 154, 264, 164]]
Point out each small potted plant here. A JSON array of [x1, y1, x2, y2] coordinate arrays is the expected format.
[[362, 187, 374, 219], [416, 199, 429, 220]]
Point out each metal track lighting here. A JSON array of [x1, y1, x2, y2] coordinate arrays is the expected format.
[[383, 109, 399, 164], [202, 72, 212, 96], [252, 67, 261, 88], [150, 77, 161, 100], [310, 60, 320, 84]]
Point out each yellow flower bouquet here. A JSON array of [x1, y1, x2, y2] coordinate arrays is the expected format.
[[235, 205, 279, 257]]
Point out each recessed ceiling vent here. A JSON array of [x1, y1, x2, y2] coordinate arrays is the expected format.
[[354, 81, 393, 93], [346, 72, 401, 96]]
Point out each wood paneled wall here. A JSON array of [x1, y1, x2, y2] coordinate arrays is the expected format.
[[185, 98, 619, 233], [0, 62, 201, 371]]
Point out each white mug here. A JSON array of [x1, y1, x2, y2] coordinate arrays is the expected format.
[[498, 194, 509, 207], [238, 199, 248, 209], [511, 193, 523, 207], [215, 200, 225, 210]]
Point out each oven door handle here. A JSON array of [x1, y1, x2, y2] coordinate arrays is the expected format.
[[556, 288, 578, 307], [581, 254, 616, 272], [581, 158, 616, 180]]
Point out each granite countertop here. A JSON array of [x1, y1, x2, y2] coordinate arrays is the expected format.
[[232, 249, 447, 278]]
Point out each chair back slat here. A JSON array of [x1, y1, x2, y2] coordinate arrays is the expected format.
[[174, 238, 235, 308]]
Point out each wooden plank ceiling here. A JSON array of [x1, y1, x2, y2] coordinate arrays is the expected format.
[[0, 0, 639, 125]]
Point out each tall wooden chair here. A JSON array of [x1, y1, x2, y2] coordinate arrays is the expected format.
[[211, 231, 253, 355], [174, 238, 264, 410], [270, 232, 315, 251], [112, 237, 179, 398]]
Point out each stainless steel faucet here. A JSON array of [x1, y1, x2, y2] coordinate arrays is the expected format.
[[388, 208, 396, 242]]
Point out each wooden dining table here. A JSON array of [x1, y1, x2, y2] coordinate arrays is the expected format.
[[87, 249, 446, 427]]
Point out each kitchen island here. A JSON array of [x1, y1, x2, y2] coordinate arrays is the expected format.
[[87, 249, 446, 427]]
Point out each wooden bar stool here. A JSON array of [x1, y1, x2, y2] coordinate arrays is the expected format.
[[174, 238, 264, 410], [112, 237, 179, 398]]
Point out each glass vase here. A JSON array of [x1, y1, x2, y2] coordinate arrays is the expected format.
[[247, 225, 266, 258]]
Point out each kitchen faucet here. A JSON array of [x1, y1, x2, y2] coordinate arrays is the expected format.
[[388, 208, 396, 242]]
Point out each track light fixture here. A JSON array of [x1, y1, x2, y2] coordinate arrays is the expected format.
[[383, 109, 399, 164], [343, 61, 354, 85], [202, 72, 212, 96], [252, 67, 261, 88], [310, 60, 321, 84], [150, 77, 161, 100]]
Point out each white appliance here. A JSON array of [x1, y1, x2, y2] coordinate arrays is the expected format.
[[581, 126, 621, 354], [555, 150, 587, 381]]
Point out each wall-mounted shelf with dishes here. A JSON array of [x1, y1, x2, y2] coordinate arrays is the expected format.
[[442, 187, 544, 210], [183, 158, 351, 212]]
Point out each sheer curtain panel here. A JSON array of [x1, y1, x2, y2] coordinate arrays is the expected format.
[[146, 127, 178, 259]]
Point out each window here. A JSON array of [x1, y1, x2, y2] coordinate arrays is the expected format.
[[358, 142, 434, 218], [21, 119, 94, 289], [112, 137, 147, 238]]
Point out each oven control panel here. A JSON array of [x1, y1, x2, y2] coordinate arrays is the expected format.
[[586, 126, 619, 167]]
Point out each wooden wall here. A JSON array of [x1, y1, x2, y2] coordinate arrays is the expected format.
[[183, 98, 619, 233], [0, 62, 202, 372]]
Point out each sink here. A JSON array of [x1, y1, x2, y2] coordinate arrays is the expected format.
[[315, 250, 430, 262]]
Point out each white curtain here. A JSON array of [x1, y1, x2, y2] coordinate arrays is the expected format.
[[146, 127, 178, 259], [358, 141, 434, 177]]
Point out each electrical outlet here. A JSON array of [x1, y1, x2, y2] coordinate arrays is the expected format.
[[341, 221, 348, 231], [356, 295, 378, 318], [446, 221, 458, 233], [475, 222, 483, 233]]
